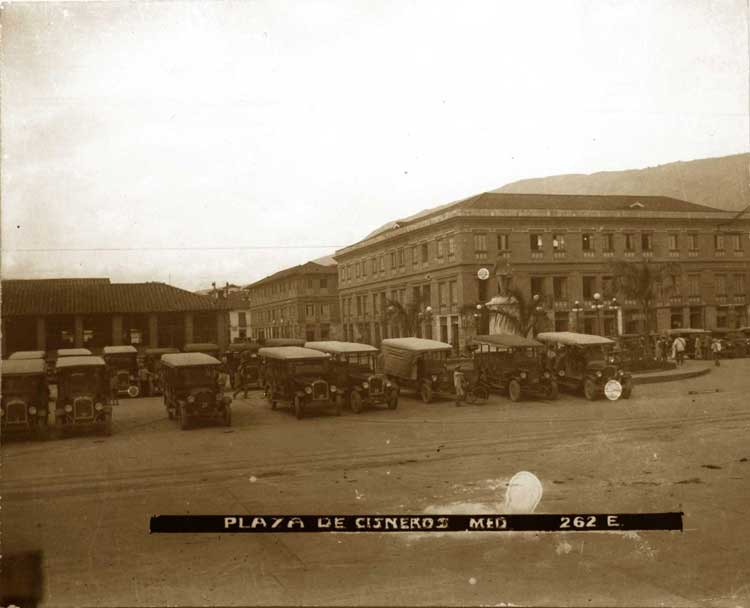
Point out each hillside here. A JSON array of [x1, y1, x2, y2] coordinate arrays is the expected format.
[[496, 153, 750, 212]]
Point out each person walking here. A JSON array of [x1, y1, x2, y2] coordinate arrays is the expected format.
[[710, 338, 722, 367], [694, 336, 703, 360], [453, 365, 466, 407], [138, 364, 151, 397], [672, 335, 686, 367], [233, 361, 249, 399]]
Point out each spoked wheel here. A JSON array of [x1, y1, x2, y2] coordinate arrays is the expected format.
[[583, 378, 598, 401], [508, 379, 522, 402], [294, 395, 303, 420], [127, 385, 140, 398], [350, 390, 363, 414], [420, 383, 433, 404]]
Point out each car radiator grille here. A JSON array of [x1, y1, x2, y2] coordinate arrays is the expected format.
[[369, 376, 383, 394], [74, 397, 94, 420], [312, 381, 329, 400]]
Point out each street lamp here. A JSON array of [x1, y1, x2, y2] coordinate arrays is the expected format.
[[592, 292, 604, 335]]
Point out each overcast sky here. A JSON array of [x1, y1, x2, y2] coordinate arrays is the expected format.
[[2, 0, 748, 291]]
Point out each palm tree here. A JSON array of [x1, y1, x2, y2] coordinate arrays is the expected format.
[[607, 259, 682, 336], [485, 287, 548, 338], [383, 298, 431, 336]]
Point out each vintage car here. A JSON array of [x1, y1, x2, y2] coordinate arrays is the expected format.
[[260, 346, 340, 419], [536, 332, 634, 400], [305, 341, 398, 413], [143, 347, 180, 396], [711, 330, 748, 358], [263, 338, 306, 347], [1, 359, 50, 438], [161, 353, 232, 429], [102, 345, 141, 397], [472, 334, 558, 401], [226, 343, 261, 389], [381, 337, 455, 403], [54, 356, 112, 435], [8, 350, 46, 360]]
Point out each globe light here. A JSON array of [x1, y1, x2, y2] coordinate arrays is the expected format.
[[593, 292, 601, 301], [425, 306, 432, 314]]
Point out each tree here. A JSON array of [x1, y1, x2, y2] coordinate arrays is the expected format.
[[484, 287, 548, 338], [383, 298, 432, 336], [607, 259, 682, 336]]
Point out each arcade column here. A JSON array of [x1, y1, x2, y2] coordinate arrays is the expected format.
[[184, 312, 194, 346], [216, 312, 228, 351], [111, 315, 123, 346], [74, 316, 84, 348], [36, 317, 46, 351], [148, 314, 159, 348]]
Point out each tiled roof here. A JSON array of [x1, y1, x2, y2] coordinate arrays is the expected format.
[[1, 279, 227, 317], [245, 261, 338, 290], [361, 192, 725, 241]]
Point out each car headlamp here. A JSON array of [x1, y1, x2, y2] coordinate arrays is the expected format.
[[558, 370, 565, 376], [596, 371, 602, 378], [330, 386, 337, 393], [385, 381, 392, 388], [617, 370, 623, 376], [431, 375, 438, 382], [95, 402, 104, 411], [64, 404, 73, 413], [305, 387, 313, 394], [187, 395, 195, 403], [362, 382, 369, 389], [29, 406, 37, 415], [520, 372, 527, 379], [543, 371, 550, 379]]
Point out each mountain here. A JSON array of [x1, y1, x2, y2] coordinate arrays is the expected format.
[[496, 153, 750, 212]]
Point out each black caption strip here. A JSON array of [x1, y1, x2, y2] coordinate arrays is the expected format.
[[150, 513, 683, 533]]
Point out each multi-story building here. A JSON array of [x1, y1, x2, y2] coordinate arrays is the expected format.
[[245, 257, 340, 341], [198, 283, 252, 343], [334, 192, 750, 351]]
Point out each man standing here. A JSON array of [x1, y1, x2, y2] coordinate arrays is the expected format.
[[710, 338, 722, 367], [672, 335, 686, 366], [694, 336, 703, 360], [233, 361, 248, 399], [453, 365, 465, 407]]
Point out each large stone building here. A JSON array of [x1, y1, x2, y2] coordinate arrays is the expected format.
[[1, 278, 230, 355], [334, 192, 750, 351], [245, 258, 340, 341], [197, 283, 252, 343]]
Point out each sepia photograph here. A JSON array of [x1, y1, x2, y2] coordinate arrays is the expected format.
[[1, 1, 749, 606]]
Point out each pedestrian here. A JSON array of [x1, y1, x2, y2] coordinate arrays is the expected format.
[[653, 337, 661, 361], [109, 371, 119, 406], [138, 364, 151, 397], [710, 338, 722, 367], [672, 335, 686, 366], [694, 336, 703, 360], [453, 365, 466, 407], [233, 362, 248, 399]]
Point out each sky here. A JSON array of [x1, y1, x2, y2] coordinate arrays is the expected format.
[[2, 0, 748, 291]]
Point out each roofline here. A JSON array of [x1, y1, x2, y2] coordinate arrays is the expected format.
[[335, 198, 741, 258], [244, 261, 338, 290]]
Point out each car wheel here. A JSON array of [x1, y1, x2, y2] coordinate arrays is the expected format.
[[127, 385, 140, 398], [420, 383, 433, 404], [547, 381, 559, 400], [475, 386, 490, 402], [294, 395, 303, 420], [508, 379, 522, 402], [350, 390, 363, 414], [387, 392, 398, 410], [583, 378, 598, 401]]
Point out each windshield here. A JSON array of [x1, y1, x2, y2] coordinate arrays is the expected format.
[[2, 375, 41, 394], [176, 366, 218, 387], [585, 345, 607, 362], [345, 353, 376, 372], [107, 354, 137, 369], [291, 362, 327, 376]]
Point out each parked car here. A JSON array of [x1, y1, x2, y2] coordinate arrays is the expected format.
[[259, 346, 340, 419], [54, 356, 112, 435], [102, 345, 141, 398], [8, 350, 46, 360], [380, 337, 455, 403], [1, 358, 50, 438], [56, 348, 92, 357], [225, 343, 261, 389], [305, 341, 398, 413], [536, 332, 633, 400], [472, 334, 558, 401], [263, 338, 306, 347], [161, 353, 232, 429]]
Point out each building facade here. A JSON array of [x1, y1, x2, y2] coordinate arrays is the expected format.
[[334, 193, 750, 352], [245, 259, 340, 341], [1, 278, 230, 356], [197, 283, 252, 343]]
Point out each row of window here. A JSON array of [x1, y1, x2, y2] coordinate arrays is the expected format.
[[255, 303, 331, 323], [525, 232, 743, 254], [252, 276, 331, 300]]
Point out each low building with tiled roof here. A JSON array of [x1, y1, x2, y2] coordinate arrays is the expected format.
[[334, 191, 750, 351], [2, 278, 231, 356], [244, 260, 340, 342]]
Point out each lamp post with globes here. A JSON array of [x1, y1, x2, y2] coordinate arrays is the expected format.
[[572, 300, 584, 332], [592, 293, 604, 335]]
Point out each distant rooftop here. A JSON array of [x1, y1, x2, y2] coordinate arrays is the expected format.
[[245, 259, 338, 290]]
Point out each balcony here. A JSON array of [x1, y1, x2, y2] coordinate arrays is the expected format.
[[603, 250, 615, 258], [688, 250, 699, 257], [530, 252, 544, 260], [624, 251, 636, 258], [715, 250, 726, 257], [553, 251, 566, 259], [668, 251, 680, 258], [669, 296, 683, 305], [553, 300, 569, 310], [642, 251, 654, 258], [734, 251, 745, 257], [688, 295, 702, 304], [734, 295, 747, 305], [582, 251, 595, 258], [716, 295, 728, 305]]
